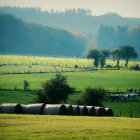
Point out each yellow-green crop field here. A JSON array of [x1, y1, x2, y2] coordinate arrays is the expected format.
[[0, 55, 139, 74], [0, 114, 140, 140]]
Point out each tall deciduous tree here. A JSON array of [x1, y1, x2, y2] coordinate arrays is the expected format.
[[87, 48, 100, 69], [111, 49, 122, 67], [118, 45, 138, 67], [100, 49, 110, 69]]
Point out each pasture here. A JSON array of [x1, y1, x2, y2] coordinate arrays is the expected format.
[[0, 70, 140, 91], [0, 55, 140, 118], [0, 114, 140, 140]]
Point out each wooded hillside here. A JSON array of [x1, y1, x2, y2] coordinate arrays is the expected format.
[[0, 14, 87, 57]]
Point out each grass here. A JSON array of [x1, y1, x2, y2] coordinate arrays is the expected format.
[[0, 114, 140, 140], [0, 90, 36, 105], [0, 55, 140, 118], [0, 70, 140, 91], [103, 100, 140, 118]]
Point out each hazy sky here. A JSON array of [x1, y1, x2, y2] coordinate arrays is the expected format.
[[0, 0, 140, 18]]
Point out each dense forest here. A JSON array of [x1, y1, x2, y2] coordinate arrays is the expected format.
[[97, 25, 140, 59], [0, 7, 140, 34], [0, 14, 87, 57]]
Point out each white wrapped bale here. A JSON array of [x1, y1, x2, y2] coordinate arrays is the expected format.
[[21, 103, 45, 115], [43, 104, 67, 115], [0, 103, 23, 114]]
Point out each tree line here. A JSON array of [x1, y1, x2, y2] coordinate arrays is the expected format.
[[87, 45, 138, 68], [1, 6, 140, 34]]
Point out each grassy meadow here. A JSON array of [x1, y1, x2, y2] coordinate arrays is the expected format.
[[0, 70, 140, 91], [0, 55, 140, 140], [0, 114, 140, 140]]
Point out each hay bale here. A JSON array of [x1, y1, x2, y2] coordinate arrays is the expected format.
[[105, 108, 114, 116], [72, 105, 80, 115], [86, 106, 96, 116], [65, 104, 73, 115], [94, 106, 106, 116], [21, 103, 45, 115], [79, 105, 88, 116], [0, 103, 23, 114], [43, 104, 67, 115], [0, 105, 2, 113]]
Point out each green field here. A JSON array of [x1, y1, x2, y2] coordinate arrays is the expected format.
[[0, 114, 140, 140], [0, 90, 36, 105], [0, 55, 140, 139], [0, 70, 140, 92], [0, 55, 140, 118]]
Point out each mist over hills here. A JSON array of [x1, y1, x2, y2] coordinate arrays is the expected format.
[[0, 7, 140, 34], [0, 7, 140, 59]]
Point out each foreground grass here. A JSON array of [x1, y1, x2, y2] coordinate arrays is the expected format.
[[0, 70, 140, 91], [0, 114, 140, 140]]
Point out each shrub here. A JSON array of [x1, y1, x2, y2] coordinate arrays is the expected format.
[[75, 86, 108, 106], [74, 65, 78, 68], [130, 64, 140, 71], [24, 80, 30, 90], [35, 73, 75, 104], [134, 64, 140, 70]]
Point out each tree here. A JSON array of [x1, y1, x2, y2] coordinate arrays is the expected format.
[[119, 45, 138, 67], [100, 49, 110, 69], [75, 86, 108, 106], [111, 49, 122, 67], [87, 48, 100, 69], [35, 73, 74, 104], [100, 57, 106, 69]]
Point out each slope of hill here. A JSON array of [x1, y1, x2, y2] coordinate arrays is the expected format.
[[0, 14, 87, 57]]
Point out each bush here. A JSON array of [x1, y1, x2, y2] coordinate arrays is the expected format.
[[134, 64, 140, 70], [130, 64, 140, 70], [74, 65, 78, 68], [35, 73, 75, 104], [24, 80, 30, 90], [75, 86, 108, 106]]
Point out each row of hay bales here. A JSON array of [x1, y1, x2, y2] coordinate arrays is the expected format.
[[0, 103, 114, 116]]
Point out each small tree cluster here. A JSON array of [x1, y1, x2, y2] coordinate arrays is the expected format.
[[111, 45, 138, 67], [75, 86, 108, 106], [88, 45, 138, 68], [87, 49, 110, 69], [35, 73, 75, 104]]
